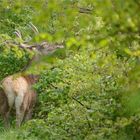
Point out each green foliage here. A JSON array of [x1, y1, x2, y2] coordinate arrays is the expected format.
[[0, 1, 33, 38], [1, 0, 140, 140], [0, 42, 32, 80], [29, 45, 130, 139]]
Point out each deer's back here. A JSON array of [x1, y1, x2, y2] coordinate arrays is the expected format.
[[2, 75, 29, 96]]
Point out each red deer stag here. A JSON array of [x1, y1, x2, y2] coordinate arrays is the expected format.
[[1, 74, 38, 127], [0, 24, 64, 127]]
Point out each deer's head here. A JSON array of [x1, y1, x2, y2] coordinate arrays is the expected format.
[[13, 23, 64, 71], [14, 23, 64, 55]]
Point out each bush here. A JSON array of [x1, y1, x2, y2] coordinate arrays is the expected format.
[[1, 0, 140, 140]]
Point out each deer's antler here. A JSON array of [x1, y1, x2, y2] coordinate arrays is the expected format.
[[28, 22, 39, 34], [14, 29, 22, 39]]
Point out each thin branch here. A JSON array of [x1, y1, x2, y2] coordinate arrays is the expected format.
[[79, 7, 93, 14], [71, 96, 91, 110]]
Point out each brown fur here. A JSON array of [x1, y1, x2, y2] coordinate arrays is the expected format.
[[0, 74, 39, 127], [0, 89, 9, 112], [0, 88, 9, 127]]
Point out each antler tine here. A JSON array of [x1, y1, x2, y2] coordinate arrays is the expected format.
[[28, 22, 39, 34], [20, 43, 37, 51], [14, 29, 22, 39], [14, 31, 21, 39]]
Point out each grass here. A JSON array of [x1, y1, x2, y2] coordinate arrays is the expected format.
[[0, 128, 18, 140]]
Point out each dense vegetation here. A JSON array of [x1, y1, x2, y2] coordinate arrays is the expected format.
[[0, 0, 140, 139]]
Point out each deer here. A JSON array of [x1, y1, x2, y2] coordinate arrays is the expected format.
[[0, 74, 38, 127], [0, 23, 64, 127]]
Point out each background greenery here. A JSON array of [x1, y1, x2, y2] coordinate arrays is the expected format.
[[0, 0, 140, 140]]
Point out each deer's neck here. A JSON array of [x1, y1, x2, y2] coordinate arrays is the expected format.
[[23, 74, 40, 85]]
